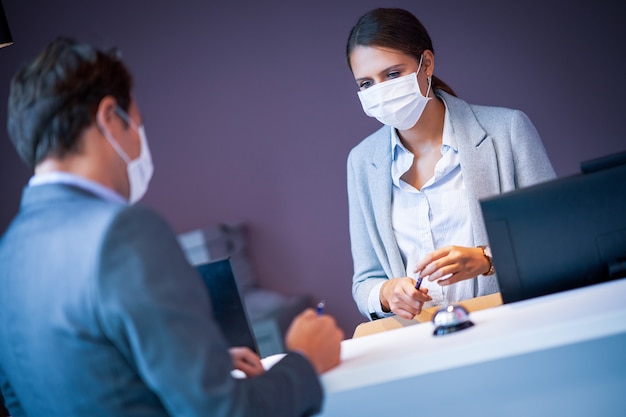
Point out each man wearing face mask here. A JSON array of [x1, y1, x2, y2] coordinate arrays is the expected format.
[[0, 38, 343, 417]]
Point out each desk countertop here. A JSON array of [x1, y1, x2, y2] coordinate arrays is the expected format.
[[320, 278, 626, 395]]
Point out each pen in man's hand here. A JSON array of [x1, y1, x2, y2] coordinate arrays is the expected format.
[[316, 300, 325, 316]]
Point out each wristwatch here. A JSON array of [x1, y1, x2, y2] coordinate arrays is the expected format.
[[478, 245, 496, 276]]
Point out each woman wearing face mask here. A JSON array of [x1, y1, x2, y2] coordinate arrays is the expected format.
[[346, 8, 556, 320]]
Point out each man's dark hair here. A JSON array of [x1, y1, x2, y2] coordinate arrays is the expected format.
[[7, 37, 133, 168]]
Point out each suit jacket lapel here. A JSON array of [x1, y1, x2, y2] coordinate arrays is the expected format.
[[439, 91, 501, 245], [367, 127, 408, 277]]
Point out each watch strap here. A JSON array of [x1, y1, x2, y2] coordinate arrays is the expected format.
[[478, 245, 496, 276]]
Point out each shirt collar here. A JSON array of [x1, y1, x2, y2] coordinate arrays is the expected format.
[[29, 172, 127, 204]]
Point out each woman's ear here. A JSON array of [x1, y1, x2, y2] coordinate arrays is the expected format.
[[422, 49, 435, 77]]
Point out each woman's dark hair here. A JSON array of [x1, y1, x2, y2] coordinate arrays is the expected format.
[[346, 8, 456, 97], [7, 37, 133, 168]]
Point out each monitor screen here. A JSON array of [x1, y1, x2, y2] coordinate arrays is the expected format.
[[195, 258, 259, 354], [480, 156, 626, 304]]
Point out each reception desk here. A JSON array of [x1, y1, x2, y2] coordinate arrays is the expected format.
[[317, 278, 626, 416], [352, 292, 503, 337]]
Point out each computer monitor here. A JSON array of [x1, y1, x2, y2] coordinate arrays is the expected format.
[[195, 258, 259, 354], [480, 153, 626, 304]]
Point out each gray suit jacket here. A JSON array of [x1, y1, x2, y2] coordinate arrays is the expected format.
[[0, 184, 322, 417], [347, 91, 556, 318]]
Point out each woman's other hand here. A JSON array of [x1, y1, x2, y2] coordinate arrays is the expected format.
[[414, 246, 490, 286]]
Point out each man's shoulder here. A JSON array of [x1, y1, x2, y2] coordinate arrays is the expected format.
[[12, 184, 172, 247], [101, 204, 177, 254], [109, 204, 171, 232]]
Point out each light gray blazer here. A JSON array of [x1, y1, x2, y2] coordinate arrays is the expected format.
[[347, 90, 556, 319], [0, 184, 322, 417]]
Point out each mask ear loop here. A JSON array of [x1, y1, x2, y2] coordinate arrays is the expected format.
[[101, 123, 131, 164], [115, 106, 141, 131], [417, 54, 432, 98], [97, 109, 132, 165]]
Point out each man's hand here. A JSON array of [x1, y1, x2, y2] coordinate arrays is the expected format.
[[228, 347, 264, 378], [285, 309, 344, 374]]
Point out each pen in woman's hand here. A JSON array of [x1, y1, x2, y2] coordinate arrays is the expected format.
[[415, 274, 423, 290]]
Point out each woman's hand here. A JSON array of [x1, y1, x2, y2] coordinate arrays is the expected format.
[[229, 347, 265, 378], [380, 277, 432, 319], [414, 246, 490, 286]]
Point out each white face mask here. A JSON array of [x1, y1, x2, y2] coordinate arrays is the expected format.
[[101, 106, 154, 204], [357, 57, 432, 130]]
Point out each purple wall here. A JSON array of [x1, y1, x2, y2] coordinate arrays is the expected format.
[[1, 0, 625, 335]]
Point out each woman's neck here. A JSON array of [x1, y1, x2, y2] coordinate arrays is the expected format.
[[397, 96, 446, 157], [396, 97, 447, 190]]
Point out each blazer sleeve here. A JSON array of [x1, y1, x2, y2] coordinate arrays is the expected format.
[[509, 109, 556, 187], [347, 149, 390, 319], [94, 207, 323, 417]]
